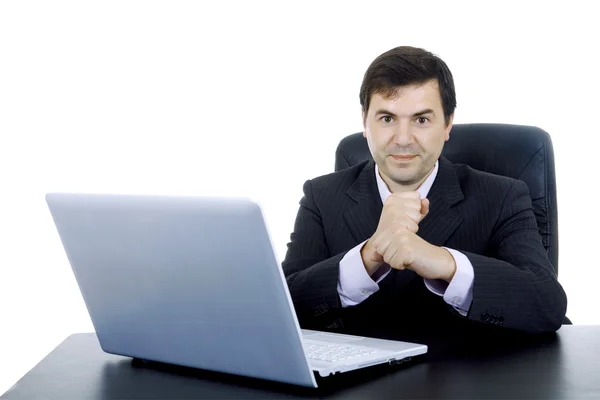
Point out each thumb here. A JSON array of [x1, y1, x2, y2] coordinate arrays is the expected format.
[[370, 251, 384, 263], [420, 198, 430, 217]]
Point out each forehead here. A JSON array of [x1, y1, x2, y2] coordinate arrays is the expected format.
[[369, 80, 443, 114]]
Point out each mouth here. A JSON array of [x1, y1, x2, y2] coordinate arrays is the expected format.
[[390, 154, 417, 162]]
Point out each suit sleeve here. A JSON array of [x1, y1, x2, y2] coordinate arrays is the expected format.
[[464, 179, 567, 334], [282, 179, 346, 329]]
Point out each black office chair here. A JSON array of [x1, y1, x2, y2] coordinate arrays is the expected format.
[[335, 123, 571, 324]]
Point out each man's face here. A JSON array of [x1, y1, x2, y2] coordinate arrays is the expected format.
[[363, 79, 453, 190]]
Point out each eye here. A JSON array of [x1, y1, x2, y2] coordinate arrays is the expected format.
[[416, 116, 430, 124], [380, 115, 393, 124]]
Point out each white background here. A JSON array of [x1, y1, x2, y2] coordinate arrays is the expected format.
[[1, 0, 598, 395]]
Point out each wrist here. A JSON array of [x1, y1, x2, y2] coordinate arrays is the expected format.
[[440, 248, 457, 283]]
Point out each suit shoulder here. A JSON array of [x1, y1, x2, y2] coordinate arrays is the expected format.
[[453, 162, 528, 197]]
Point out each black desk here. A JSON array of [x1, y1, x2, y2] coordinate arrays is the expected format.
[[2, 326, 599, 399]]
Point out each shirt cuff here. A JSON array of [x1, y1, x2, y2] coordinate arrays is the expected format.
[[424, 247, 474, 316], [337, 240, 391, 307]]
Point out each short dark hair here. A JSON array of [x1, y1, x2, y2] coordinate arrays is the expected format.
[[359, 46, 456, 126]]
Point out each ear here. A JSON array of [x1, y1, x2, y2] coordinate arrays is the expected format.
[[362, 108, 367, 138], [444, 113, 454, 141]]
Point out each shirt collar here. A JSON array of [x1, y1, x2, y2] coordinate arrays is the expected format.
[[375, 160, 439, 203]]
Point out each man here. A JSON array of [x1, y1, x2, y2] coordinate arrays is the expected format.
[[282, 46, 567, 338]]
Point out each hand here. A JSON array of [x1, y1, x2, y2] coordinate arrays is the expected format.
[[369, 227, 456, 282], [377, 192, 430, 235], [361, 192, 429, 274]]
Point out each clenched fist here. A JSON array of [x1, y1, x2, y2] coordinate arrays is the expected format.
[[361, 191, 429, 273], [377, 191, 429, 234], [361, 192, 456, 282]]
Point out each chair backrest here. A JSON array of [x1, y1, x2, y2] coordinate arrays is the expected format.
[[335, 123, 559, 274]]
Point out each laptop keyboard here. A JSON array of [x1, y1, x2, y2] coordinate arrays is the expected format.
[[304, 341, 378, 363]]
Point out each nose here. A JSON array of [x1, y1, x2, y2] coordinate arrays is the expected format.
[[392, 121, 413, 146]]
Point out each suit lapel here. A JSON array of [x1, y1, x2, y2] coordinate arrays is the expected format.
[[417, 156, 464, 247], [343, 161, 383, 244]]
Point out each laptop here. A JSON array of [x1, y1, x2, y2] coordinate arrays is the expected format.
[[45, 193, 427, 388]]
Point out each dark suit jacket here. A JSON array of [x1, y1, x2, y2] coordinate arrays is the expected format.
[[282, 157, 567, 338]]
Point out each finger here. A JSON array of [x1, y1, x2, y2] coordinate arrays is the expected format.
[[383, 245, 399, 267], [385, 199, 421, 217], [366, 239, 384, 262], [390, 218, 418, 233], [388, 193, 421, 207], [404, 209, 422, 223], [387, 240, 408, 270], [370, 251, 384, 263], [373, 232, 393, 259], [376, 231, 397, 266], [363, 238, 384, 263], [390, 250, 405, 270], [366, 246, 383, 263], [399, 218, 419, 233], [389, 191, 421, 200], [420, 198, 430, 217]]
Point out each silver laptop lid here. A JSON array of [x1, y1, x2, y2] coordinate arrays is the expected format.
[[46, 193, 317, 388]]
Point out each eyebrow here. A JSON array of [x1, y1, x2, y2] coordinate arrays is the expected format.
[[374, 108, 435, 118]]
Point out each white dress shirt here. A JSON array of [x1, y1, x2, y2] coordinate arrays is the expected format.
[[336, 160, 474, 316]]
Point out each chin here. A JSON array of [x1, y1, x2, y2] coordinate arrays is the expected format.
[[386, 169, 419, 184], [392, 175, 421, 186], [386, 166, 424, 186], [386, 160, 418, 173]]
